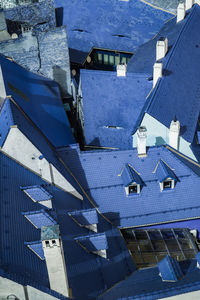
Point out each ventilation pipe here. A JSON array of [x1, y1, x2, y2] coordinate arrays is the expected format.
[[156, 37, 168, 61], [153, 62, 162, 88], [177, 2, 186, 23]]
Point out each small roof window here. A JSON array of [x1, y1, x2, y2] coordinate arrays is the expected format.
[[154, 160, 177, 191], [120, 163, 143, 195]]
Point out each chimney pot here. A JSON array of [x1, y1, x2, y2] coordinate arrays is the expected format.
[[185, 0, 194, 10], [177, 2, 186, 23], [156, 37, 168, 61], [137, 126, 147, 157], [117, 64, 127, 77], [169, 119, 180, 150], [153, 62, 162, 88]]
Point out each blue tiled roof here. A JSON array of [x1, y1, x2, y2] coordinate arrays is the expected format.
[[60, 145, 200, 228], [155, 159, 177, 182], [0, 54, 74, 147], [23, 210, 57, 229], [54, 0, 171, 64], [195, 252, 200, 266], [158, 255, 183, 282], [133, 5, 200, 143], [68, 208, 98, 226], [81, 69, 152, 149], [75, 233, 108, 252], [26, 241, 45, 260], [99, 260, 200, 300], [121, 163, 143, 187], [22, 186, 53, 202]]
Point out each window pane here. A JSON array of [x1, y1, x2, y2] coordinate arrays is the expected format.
[[152, 240, 166, 251], [161, 230, 175, 240], [104, 54, 108, 64], [165, 239, 180, 252], [115, 56, 120, 65], [139, 240, 153, 252], [135, 231, 147, 240], [109, 55, 114, 65], [121, 56, 126, 64], [97, 53, 102, 63]]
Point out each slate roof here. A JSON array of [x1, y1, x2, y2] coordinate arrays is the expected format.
[[0, 54, 74, 147], [58, 145, 200, 228], [129, 5, 200, 144], [155, 159, 177, 182], [81, 69, 152, 149], [54, 0, 171, 64], [99, 259, 200, 300]]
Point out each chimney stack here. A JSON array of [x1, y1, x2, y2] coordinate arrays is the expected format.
[[41, 225, 71, 298], [153, 62, 162, 88], [156, 37, 168, 61], [185, 0, 194, 10], [177, 2, 186, 23], [169, 118, 180, 150], [117, 64, 127, 77], [137, 126, 147, 157]]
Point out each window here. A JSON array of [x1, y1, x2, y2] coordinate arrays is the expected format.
[[103, 54, 109, 64], [129, 184, 137, 194], [161, 179, 175, 191], [163, 180, 172, 189], [121, 228, 198, 269]]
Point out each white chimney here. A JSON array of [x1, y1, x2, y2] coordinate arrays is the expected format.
[[117, 64, 127, 77], [194, 0, 200, 6], [41, 225, 71, 298], [153, 62, 162, 88], [169, 118, 180, 150], [185, 0, 194, 10], [177, 2, 186, 23], [137, 126, 147, 157], [156, 37, 168, 61], [0, 65, 6, 101]]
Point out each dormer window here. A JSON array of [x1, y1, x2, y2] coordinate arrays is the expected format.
[[120, 163, 143, 196], [155, 160, 177, 192]]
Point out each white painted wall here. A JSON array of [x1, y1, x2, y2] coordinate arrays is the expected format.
[[0, 276, 59, 300], [132, 113, 197, 161], [161, 290, 200, 300], [1, 127, 83, 200]]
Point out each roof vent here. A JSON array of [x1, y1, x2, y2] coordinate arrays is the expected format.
[[153, 62, 162, 88], [169, 118, 180, 150], [156, 37, 168, 61], [117, 64, 127, 77], [177, 2, 185, 23], [137, 126, 147, 157], [185, 0, 194, 10]]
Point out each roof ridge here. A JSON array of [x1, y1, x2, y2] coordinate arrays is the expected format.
[[165, 145, 200, 177]]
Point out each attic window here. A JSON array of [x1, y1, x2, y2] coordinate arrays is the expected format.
[[120, 163, 143, 196], [163, 180, 172, 189], [161, 178, 175, 191], [128, 184, 138, 194]]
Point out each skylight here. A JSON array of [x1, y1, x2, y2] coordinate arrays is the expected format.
[[121, 228, 198, 269], [22, 185, 52, 202]]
